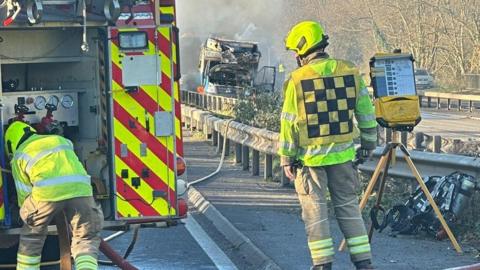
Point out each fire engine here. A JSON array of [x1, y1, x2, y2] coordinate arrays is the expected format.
[[0, 0, 186, 266]]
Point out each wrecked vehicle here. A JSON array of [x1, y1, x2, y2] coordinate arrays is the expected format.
[[198, 37, 276, 97]]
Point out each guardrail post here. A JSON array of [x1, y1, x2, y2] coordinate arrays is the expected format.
[[457, 99, 462, 111], [418, 95, 423, 107], [447, 98, 451, 110], [281, 167, 290, 187], [212, 130, 218, 146], [212, 97, 217, 111], [203, 95, 207, 110], [242, 145, 250, 171], [235, 143, 242, 164], [203, 122, 210, 140], [224, 138, 230, 156], [469, 100, 474, 112], [385, 128, 392, 144], [401, 131, 408, 147], [433, 136, 442, 153], [415, 132, 424, 150], [252, 150, 260, 176], [264, 154, 273, 180], [427, 97, 432, 108], [437, 98, 441, 109], [190, 117, 195, 131], [217, 134, 224, 154], [217, 98, 222, 112]]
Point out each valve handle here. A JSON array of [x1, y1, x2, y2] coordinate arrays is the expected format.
[[45, 103, 57, 112]]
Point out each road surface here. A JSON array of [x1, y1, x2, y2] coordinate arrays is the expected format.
[[99, 214, 239, 270], [415, 109, 480, 139], [182, 131, 479, 270]]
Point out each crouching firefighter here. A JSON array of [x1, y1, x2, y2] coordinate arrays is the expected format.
[[5, 121, 103, 270], [279, 21, 378, 270]]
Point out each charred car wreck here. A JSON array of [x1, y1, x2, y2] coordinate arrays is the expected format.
[[199, 37, 275, 97]]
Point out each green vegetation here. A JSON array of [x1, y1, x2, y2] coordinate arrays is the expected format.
[[232, 93, 283, 132]]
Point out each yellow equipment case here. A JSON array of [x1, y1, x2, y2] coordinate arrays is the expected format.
[[370, 53, 421, 131]]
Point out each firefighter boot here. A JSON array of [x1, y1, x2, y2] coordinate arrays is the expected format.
[[311, 262, 332, 270], [355, 259, 375, 270]]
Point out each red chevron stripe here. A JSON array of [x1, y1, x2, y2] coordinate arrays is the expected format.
[[145, 28, 156, 47], [112, 62, 124, 88], [127, 88, 160, 115], [158, 30, 171, 58], [114, 139, 176, 208], [0, 189, 3, 208], [113, 101, 175, 167], [116, 176, 160, 217], [161, 73, 172, 95], [110, 29, 119, 47]]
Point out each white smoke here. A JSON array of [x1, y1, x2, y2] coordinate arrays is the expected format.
[[176, 0, 290, 87]]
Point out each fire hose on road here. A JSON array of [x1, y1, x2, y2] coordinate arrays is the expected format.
[[187, 119, 234, 188]]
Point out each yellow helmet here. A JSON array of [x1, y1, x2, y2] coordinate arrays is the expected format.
[[4, 121, 36, 157], [285, 21, 329, 56]]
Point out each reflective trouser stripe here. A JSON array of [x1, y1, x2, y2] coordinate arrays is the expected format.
[[308, 238, 334, 260], [33, 175, 91, 187], [75, 254, 98, 270], [349, 243, 371, 255], [347, 235, 371, 255], [17, 253, 41, 270]]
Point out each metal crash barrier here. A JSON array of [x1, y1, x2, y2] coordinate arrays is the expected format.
[[181, 103, 480, 185]]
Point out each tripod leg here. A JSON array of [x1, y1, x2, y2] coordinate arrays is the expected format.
[[338, 152, 390, 251], [404, 155, 463, 253], [358, 153, 389, 211], [367, 150, 393, 240]]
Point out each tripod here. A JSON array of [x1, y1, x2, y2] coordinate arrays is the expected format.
[[339, 131, 462, 253]]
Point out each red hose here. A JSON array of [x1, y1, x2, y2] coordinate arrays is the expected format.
[[99, 240, 139, 270]]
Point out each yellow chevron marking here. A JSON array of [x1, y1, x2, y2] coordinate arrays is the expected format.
[[116, 192, 140, 218], [159, 6, 174, 15], [115, 156, 172, 216], [113, 91, 175, 153], [113, 118, 176, 191]]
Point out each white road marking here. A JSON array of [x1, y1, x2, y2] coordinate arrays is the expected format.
[[185, 215, 238, 270]]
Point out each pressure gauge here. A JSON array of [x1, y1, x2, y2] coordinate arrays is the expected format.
[[61, 95, 74, 109], [47, 95, 59, 107], [34, 96, 47, 110]]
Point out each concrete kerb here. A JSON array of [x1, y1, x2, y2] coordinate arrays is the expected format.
[[188, 186, 282, 270]]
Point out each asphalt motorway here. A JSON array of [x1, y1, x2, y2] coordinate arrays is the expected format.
[[98, 214, 239, 270]]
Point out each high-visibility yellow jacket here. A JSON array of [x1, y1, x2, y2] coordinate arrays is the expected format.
[[11, 134, 92, 206], [278, 56, 377, 167]]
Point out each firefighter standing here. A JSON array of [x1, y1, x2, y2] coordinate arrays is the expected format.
[[279, 21, 377, 270], [4, 121, 103, 270]]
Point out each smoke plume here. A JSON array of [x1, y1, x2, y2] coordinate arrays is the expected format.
[[176, 0, 292, 88]]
